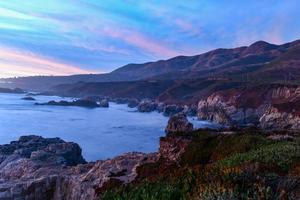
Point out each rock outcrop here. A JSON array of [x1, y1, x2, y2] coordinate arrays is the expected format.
[[21, 96, 36, 101], [127, 99, 139, 108], [260, 106, 300, 130], [137, 100, 157, 112], [182, 105, 198, 116], [165, 113, 193, 134], [163, 104, 184, 116], [0, 136, 158, 200], [159, 136, 191, 164], [197, 84, 300, 130], [99, 99, 109, 107], [36, 99, 100, 108]]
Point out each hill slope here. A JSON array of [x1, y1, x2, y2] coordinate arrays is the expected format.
[[1, 39, 300, 91]]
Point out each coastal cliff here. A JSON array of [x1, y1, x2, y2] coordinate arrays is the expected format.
[[1, 127, 300, 200], [197, 84, 300, 130], [0, 136, 157, 200]]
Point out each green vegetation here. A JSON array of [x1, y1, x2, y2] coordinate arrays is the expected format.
[[101, 131, 300, 200], [216, 141, 300, 172]]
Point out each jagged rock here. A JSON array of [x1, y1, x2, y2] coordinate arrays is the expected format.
[[137, 100, 157, 112], [22, 96, 36, 101], [260, 107, 300, 130], [36, 99, 99, 108], [197, 98, 233, 125], [0, 136, 158, 200], [127, 99, 139, 108], [159, 136, 191, 164], [182, 105, 197, 116], [99, 99, 109, 107], [165, 113, 193, 133], [197, 85, 300, 129], [163, 105, 184, 116], [156, 102, 165, 113]]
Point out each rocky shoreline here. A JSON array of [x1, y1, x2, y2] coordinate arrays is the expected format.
[[0, 114, 205, 200], [75, 84, 300, 131], [0, 135, 158, 200], [15, 83, 300, 131], [197, 84, 300, 130], [1, 126, 299, 199]]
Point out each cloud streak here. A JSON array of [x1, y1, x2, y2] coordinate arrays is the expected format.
[[0, 47, 95, 78], [101, 27, 180, 57], [0, 0, 299, 77]]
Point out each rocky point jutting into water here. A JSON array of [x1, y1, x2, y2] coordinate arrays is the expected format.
[[35, 99, 109, 108], [0, 135, 157, 200], [197, 84, 300, 130], [1, 125, 299, 199]]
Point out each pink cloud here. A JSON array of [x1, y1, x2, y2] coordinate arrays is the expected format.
[[174, 19, 201, 36], [0, 46, 96, 78], [100, 27, 180, 57]]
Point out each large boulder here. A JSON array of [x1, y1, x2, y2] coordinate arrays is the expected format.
[[182, 105, 198, 116], [0, 136, 158, 200], [127, 99, 140, 108], [163, 105, 184, 116], [156, 102, 165, 113], [165, 113, 193, 134], [0, 135, 86, 168], [137, 100, 157, 112], [21, 96, 36, 101], [99, 99, 109, 107]]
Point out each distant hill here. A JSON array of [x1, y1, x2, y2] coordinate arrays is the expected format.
[[1, 39, 300, 91]]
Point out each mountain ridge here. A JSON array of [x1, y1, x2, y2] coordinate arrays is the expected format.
[[1, 39, 300, 91]]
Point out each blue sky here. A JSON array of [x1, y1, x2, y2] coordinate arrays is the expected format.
[[0, 0, 299, 77]]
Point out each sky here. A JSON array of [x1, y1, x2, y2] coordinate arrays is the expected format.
[[0, 0, 299, 78]]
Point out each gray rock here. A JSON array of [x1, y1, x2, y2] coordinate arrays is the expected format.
[[260, 107, 300, 130], [156, 102, 165, 113], [0, 136, 158, 200], [127, 99, 139, 108], [165, 113, 193, 133], [163, 105, 184, 116], [21, 96, 36, 101], [36, 99, 99, 108], [99, 99, 109, 107], [137, 100, 157, 112]]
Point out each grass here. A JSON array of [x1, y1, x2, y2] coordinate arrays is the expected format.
[[215, 141, 300, 172]]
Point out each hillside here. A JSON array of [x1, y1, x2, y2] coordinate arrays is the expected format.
[[1, 39, 300, 91]]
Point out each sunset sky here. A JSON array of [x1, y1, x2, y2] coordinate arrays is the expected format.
[[0, 0, 299, 78]]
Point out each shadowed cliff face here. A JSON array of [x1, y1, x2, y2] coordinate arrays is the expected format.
[[197, 84, 300, 129]]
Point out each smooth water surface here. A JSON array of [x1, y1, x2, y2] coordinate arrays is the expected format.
[[0, 93, 215, 161]]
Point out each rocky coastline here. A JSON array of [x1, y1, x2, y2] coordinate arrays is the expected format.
[[1, 125, 299, 199], [0, 135, 157, 200], [197, 84, 300, 130]]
